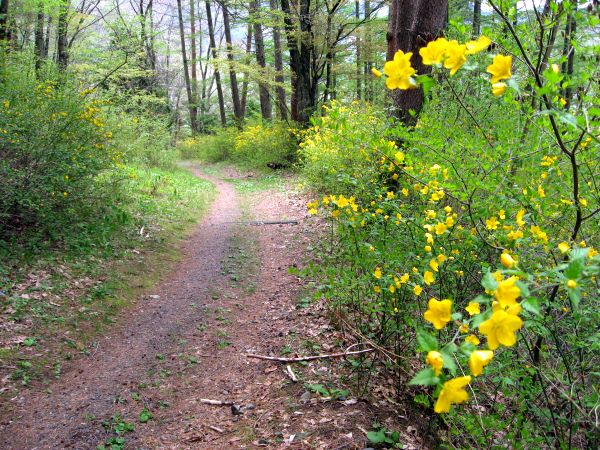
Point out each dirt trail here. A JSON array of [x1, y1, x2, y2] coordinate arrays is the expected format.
[[0, 165, 245, 448]]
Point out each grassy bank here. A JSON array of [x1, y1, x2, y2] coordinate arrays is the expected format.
[[0, 165, 214, 393]]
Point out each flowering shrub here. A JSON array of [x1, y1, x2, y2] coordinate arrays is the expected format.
[[232, 122, 296, 168], [303, 27, 599, 447], [0, 64, 119, 236]]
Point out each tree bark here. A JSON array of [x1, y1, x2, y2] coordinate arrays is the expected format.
[[220, 0, 242, 125], [34, 3, 45, 73], [56, 0, 70, 69], [386, 0, 448, 124], [270, 0, 287, 119], [472, 0, 481, 36], [189, 0, 201, 131], [205, 0, 227, 126], [279, 0, 300, 121], [240, 23, 252, 118], [250, 0, 272, 120], [176, 0, 199, 134], [561, 13, 576, 107], [43, 15, 51, 59], [355, 0, 361, 100]]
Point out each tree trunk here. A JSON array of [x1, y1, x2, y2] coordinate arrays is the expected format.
[[56, 0, 70, 69], [355, 0, 361, 100], [363, 0, 372, 101], [205, 0, 226, 126], [472, 0, 481, 36], [220, 0, 242, 125], [43, 15, 51, 58], [386, 0, 448, 124], [270, 0, 287, 119], [561, 13, 576, 107], [189, 0, 201, 131], [240, 23, 252, 118], [297, 0, 313, 123], [279, 0, 300, 121], [34, 3, 45, 72], [0, 0, 10, 43], [250, 0, 272, 120], [176, 0, 199, 134]]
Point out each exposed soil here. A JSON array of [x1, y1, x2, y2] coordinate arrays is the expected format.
[[0, 164, 424, 449]]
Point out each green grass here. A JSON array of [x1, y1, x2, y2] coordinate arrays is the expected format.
[[0, 164, 215, 393]]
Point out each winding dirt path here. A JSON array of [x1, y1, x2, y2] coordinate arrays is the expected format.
[[0, 165, 247, 448]]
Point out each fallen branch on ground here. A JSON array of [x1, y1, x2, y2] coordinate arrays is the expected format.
[[244, 347, 373, 363], [200, 398, 233, 406], [285, 364, 298, 382]]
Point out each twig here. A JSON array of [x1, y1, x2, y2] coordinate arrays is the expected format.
[[207, 425, 224, 433], [285, 364, 298, 382], [200, 398, 233, 406], [244, 348, 373, 363]]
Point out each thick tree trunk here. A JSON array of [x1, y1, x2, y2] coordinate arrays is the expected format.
[[56, 0, 70, 69], [561, 13, 576, 107], [279, 0, 300, 121], [270, 0, 287, 119], [205, 0, 226, 126], [296, 0, 313, 123], [176, 0, 199, 134], [363, 0, 372, 101], [34, 4, 45, 72], [250, 0, 272, 120], [43, 15, 51, 58], [189, 0, 201, 131], [386, 0, 447, 124], [220, 0, 242, 125], [472, 0, 481, 36]]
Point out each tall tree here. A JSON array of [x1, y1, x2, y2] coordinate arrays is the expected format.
[[472, 0, 481, 36], [240, 23, 252, 118], [56, 0, 70, 69], [250, 0, 272, 120], [34, 2, 45, 72], [189, 0, 201, 131], [355, 0, 361, 100], [0, 0, 10, 43], [386, 0, 448, 124], [219, 0, 242, 125], [269, 0, 287, 119], [176, 0, 199, 133], [205, 0, 226, 125]]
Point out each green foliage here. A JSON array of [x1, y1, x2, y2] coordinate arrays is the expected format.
[[177, 127, 237, 162], [0, 60, 118, 236], [232, 121, 296, 168]]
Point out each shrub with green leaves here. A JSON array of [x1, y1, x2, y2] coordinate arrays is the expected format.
[[0, 64, 118, 236]]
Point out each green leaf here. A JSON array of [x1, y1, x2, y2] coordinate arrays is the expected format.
[[568, 288, 581, 309], [515, 280, 530, 297], [481, 271, 498, 291], [440, 350, 457, 376], [139, 407, 152, 423], [367, 430, 387, 444], [409, 368, 439, 386], [416, 328, 438, 352], [565, 259, 584, 280], [416, 75, 435, 96], [521, 297, 541, 316]]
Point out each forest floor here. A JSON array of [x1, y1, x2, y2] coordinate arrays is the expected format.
[[0, 163, 425, 450]]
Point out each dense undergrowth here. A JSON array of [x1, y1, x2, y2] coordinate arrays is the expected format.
[[0, 55, 214, 391], [299, 27, 599, 450]]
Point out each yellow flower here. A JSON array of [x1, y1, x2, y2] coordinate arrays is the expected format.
[[384, 50, 417, 90], [459, 323, 469, 334], [492, 300, 522, 316], [537, 185, 546, 198], [424, 298, 452, 330], [443, 40, 467, 76], [507, 230, 524, 240], [419, 37, 448, 65], [371, 67, 382, 78], [492, 82, 507, 97], [389, 284, 396, 293], [567, 279, 577, 289], [444, 206, 452, 214], [466, 302, 481, 316], [487, 54, 513, 84], [402, 188, 409, 197], [516, 209, 526, 227], [465, 334, 480, 345], [374, 285, 381, 293], [426, 350, 444, 376], [530, 225, 548, 243], [445, 215, 455, 227], [387, 191, 395, 199], [486, 217, 499, 230], [435, 222, 448, 235], [558, 242, 570, 254], [465, 35, 491, 55], [374, 267, 382, 279], [400, 273, 410, 283], [469, 350, 494, 376], [500, 252, 516, 268], [425, 245, 432, 253], [434, 376, 472, 413], [494, 276, 521, 308], [479, 310, 523, 350], [425, 209, 437, 219], [424, 271, 435, 285], [425, 233, 434, 245], [437, 254, 446, 264], [413, 285, 423, 296], [429, 259, 439, 272]]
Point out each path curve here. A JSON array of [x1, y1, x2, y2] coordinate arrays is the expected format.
[[0, 164, 240, 449]]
